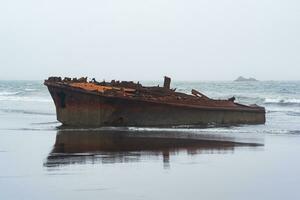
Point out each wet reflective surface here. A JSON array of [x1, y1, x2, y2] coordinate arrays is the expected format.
[[1, 80, 300, 200], [45, 129, 262, 168], [2, 121, 300, 200]]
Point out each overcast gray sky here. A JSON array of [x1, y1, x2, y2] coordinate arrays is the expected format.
[[0, 0, 299, 81]]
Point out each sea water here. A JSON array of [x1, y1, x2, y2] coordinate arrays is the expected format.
[[0, 80, 299, 200]]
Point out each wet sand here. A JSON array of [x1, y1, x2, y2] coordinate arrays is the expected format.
[[1, 80, 300, 200], [1, 123, 300, 200]]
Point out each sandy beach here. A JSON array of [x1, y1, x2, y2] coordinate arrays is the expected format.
[[0, 80, 299, 200]]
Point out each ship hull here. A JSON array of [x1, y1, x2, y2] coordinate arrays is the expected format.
[[46, 84, 265, 127]]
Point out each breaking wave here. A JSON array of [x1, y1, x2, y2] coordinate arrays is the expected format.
[[0, 96, 51, 102], [24, 88, 38, 92], [267, 110, 300, 117], [0, 91, 21, 96], [0, 83, 50, 102], [0, 108, 55, 116], [264, 98, 300, 106]]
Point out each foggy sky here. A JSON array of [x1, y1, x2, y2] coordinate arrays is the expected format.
[[0, 0, 299, 81]]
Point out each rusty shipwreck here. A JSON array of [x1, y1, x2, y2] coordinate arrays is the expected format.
[[44, 76, 265, 127]]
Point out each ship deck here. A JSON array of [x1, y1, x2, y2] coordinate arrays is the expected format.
[[45, 77, 265, 113]]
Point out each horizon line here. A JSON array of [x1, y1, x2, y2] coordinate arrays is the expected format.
[[0, 78, 299, 82]]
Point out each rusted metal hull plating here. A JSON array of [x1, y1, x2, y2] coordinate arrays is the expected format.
[[45, 82, 265, 127]]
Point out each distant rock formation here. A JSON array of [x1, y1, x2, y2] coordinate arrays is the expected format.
[[235, 76, 258, 82]]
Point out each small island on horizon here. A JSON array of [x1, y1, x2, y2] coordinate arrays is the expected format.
[[234, 76, 258, 82]]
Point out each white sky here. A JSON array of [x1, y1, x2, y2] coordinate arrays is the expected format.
[[0, 0, 299, 81]]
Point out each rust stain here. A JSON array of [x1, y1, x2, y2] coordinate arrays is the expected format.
[[70, 82, 136, 93]]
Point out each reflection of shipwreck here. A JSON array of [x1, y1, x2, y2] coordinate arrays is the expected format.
[[45, 130, 262, 167], [44, 76, 265, 127]]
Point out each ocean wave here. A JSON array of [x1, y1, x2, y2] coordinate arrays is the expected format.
[[266, 109, 300, 116], [0, 88, 51, 102], [0, 96, 51, 102], [0, 108, 55, 116], [0, 91, 21, 96], [262, 129, 300, 135], [264, 98, 300, 105], [127, 127, 252, 134], [24, 88, 38, 92], [286, 111, 300, 116], [236, 96, 263, 101]]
